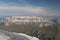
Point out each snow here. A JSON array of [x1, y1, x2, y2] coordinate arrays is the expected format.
[[13, 33, 39, 40], [0, 35, 10, 40], [0, 30, 39, 40]]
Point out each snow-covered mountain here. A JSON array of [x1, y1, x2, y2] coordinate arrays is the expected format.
[[0, 30, 39, 40], [2, 16, 57, 23], [0, 16, 58, 27]]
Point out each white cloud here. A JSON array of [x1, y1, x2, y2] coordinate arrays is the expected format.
[[0, 5, 59, 16], [0, 6, 46, 14]]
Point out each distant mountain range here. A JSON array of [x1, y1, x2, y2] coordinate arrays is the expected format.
[[0, 16, 60, 26], [0, 16, 60, 19]]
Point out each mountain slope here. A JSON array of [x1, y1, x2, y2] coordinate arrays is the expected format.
[[0, 30, 39, 40]]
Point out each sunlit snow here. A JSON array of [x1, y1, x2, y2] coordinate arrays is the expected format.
[[0, 30, 39, 40]]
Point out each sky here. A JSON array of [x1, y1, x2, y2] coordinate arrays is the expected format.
[[0, 0, 60, 17]]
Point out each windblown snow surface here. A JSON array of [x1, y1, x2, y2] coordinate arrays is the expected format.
[[0, 30, 39, 40]]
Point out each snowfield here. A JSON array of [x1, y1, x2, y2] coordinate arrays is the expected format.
[[0, 30, 39, 40]]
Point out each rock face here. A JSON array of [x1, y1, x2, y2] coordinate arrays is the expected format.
[[0, 30, 39, 40]]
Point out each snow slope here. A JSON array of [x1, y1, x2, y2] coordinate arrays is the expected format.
[[0, 30, 39, 40], [13, 33, 39, 40]]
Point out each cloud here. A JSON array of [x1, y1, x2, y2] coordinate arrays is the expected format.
[[0, 6, 46, 14], [0, 5, 59, 16], [0, 0, 59, 17]]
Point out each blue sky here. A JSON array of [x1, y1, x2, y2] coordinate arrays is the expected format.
[[0, 0, 60, 17]]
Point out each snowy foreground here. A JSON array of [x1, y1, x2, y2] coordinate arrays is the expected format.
[[0, 30, 39, 40]]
